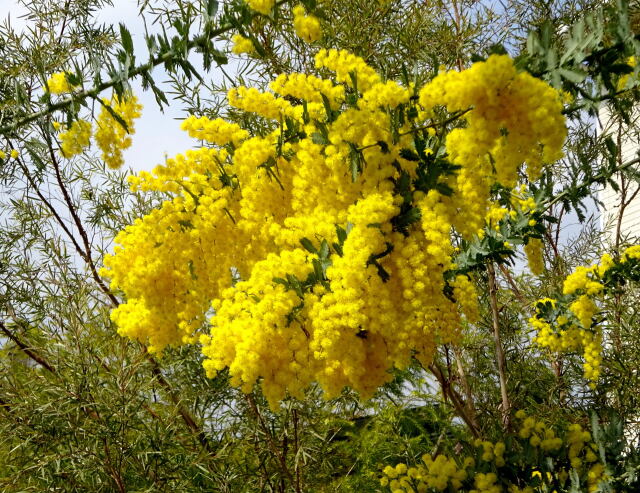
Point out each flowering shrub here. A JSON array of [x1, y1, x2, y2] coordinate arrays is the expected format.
[[380, 411, 606, 493], [101, 49, 566, 408], [50, 93, 142, 166], [531, 245, 640, 387]]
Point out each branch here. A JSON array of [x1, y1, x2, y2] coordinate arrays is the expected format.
[[544, 156, 640, 210], [451, 345, 478, 428], [487, 262, 511, 430], [246, 394, 298, 491], [0, 2, 287, 136], [10, 133, 216, 460], [145, 348, 217, 456], [44, 131, 120, 306], [356, 108, 473, 152], [0, 320, 56, 373], [426, 361, 481, 438], [497, 264, 528, 309]]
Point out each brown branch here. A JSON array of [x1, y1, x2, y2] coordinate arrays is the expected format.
[[451, 0, 465, 71], [451, 345, 478, 429], [0, 320, 56, 373], [487, 262, 511, 430], [497, 264, 528, 308], [293, 408, 302, 493], [614, 123, 625, 255], [8, 138, 215, 460], [553, 204, 565, 262], [44, 132, 119, 307], [103, 437, 127, 493], [12, 138, 212, 454], [246, 394, 298, 491], [426, 361, 480, 438], [145, 349, 216, 456]]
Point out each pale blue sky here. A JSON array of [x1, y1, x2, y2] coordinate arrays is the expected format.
[[0, 0, 225, 172]]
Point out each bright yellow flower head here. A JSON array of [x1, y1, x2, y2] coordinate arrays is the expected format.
[[59, 119, 92, 158], [245, 0, 275, 15], [293, 4, 322, 43], [231, 34, 255, 55], [94, 94, 142, 169], [46, 72, 76, 94]]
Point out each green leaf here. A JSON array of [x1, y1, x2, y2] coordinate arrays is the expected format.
[[311, 132, 328, 145], [320, 93, 337, 122], [300, 237, 317, 254], [319, 239, 330, 259], [96, 97, 129, 133], [207, 0, 219, 16], [399, 148, 420, 161], [312, 258, 324, 281], [558, 68, 586, 84], [119, 23, 134, 55], [24, 139, 47, 173], [187, 260, 198, 280], [349, 144, 364, 182]]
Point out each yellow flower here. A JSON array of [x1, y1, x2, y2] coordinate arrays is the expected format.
[[59, 119, 92, 158], [46, 72, 76, 94], [104, 51, 567, 408], [292, 4, 322, 43], [95, 94, 142, 169], [524, 237, 544, 275], [231, 34, 255, 55], [245, 0, 275, 15]]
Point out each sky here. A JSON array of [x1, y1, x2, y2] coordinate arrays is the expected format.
[[0, 0, 221, 172]]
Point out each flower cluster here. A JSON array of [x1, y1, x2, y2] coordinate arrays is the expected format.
[[523, 238, 544, 276], [180, 114, 248, 146], [531, 298, 603, 386], [94, 94, 142, 169], [245, 0, 275, 15], [419, 55, 566, 238], [0, 149, 19, 160], [381, 456, 470, 491], [381, 411, 605, 492], [102, 50, 565, 407], [532, 245, 640, 387], [292, 4, 322, 43], [51, 94, 141, 165], [46, 72, 76, 94], [58, 119, 92, 157], [231, 34, 255, 55]]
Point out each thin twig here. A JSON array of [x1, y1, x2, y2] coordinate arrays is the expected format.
[[423, 360, 480, 438], [487, 262, 511, 430], [0, 2, 288, 137], [44, 131, 119, 306], [544, 156, 640, 209], [0, 320, 57, 373], [246, 394, 298, 491]]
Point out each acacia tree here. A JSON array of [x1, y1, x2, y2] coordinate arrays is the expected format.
[[1, 0, 640, 492]]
